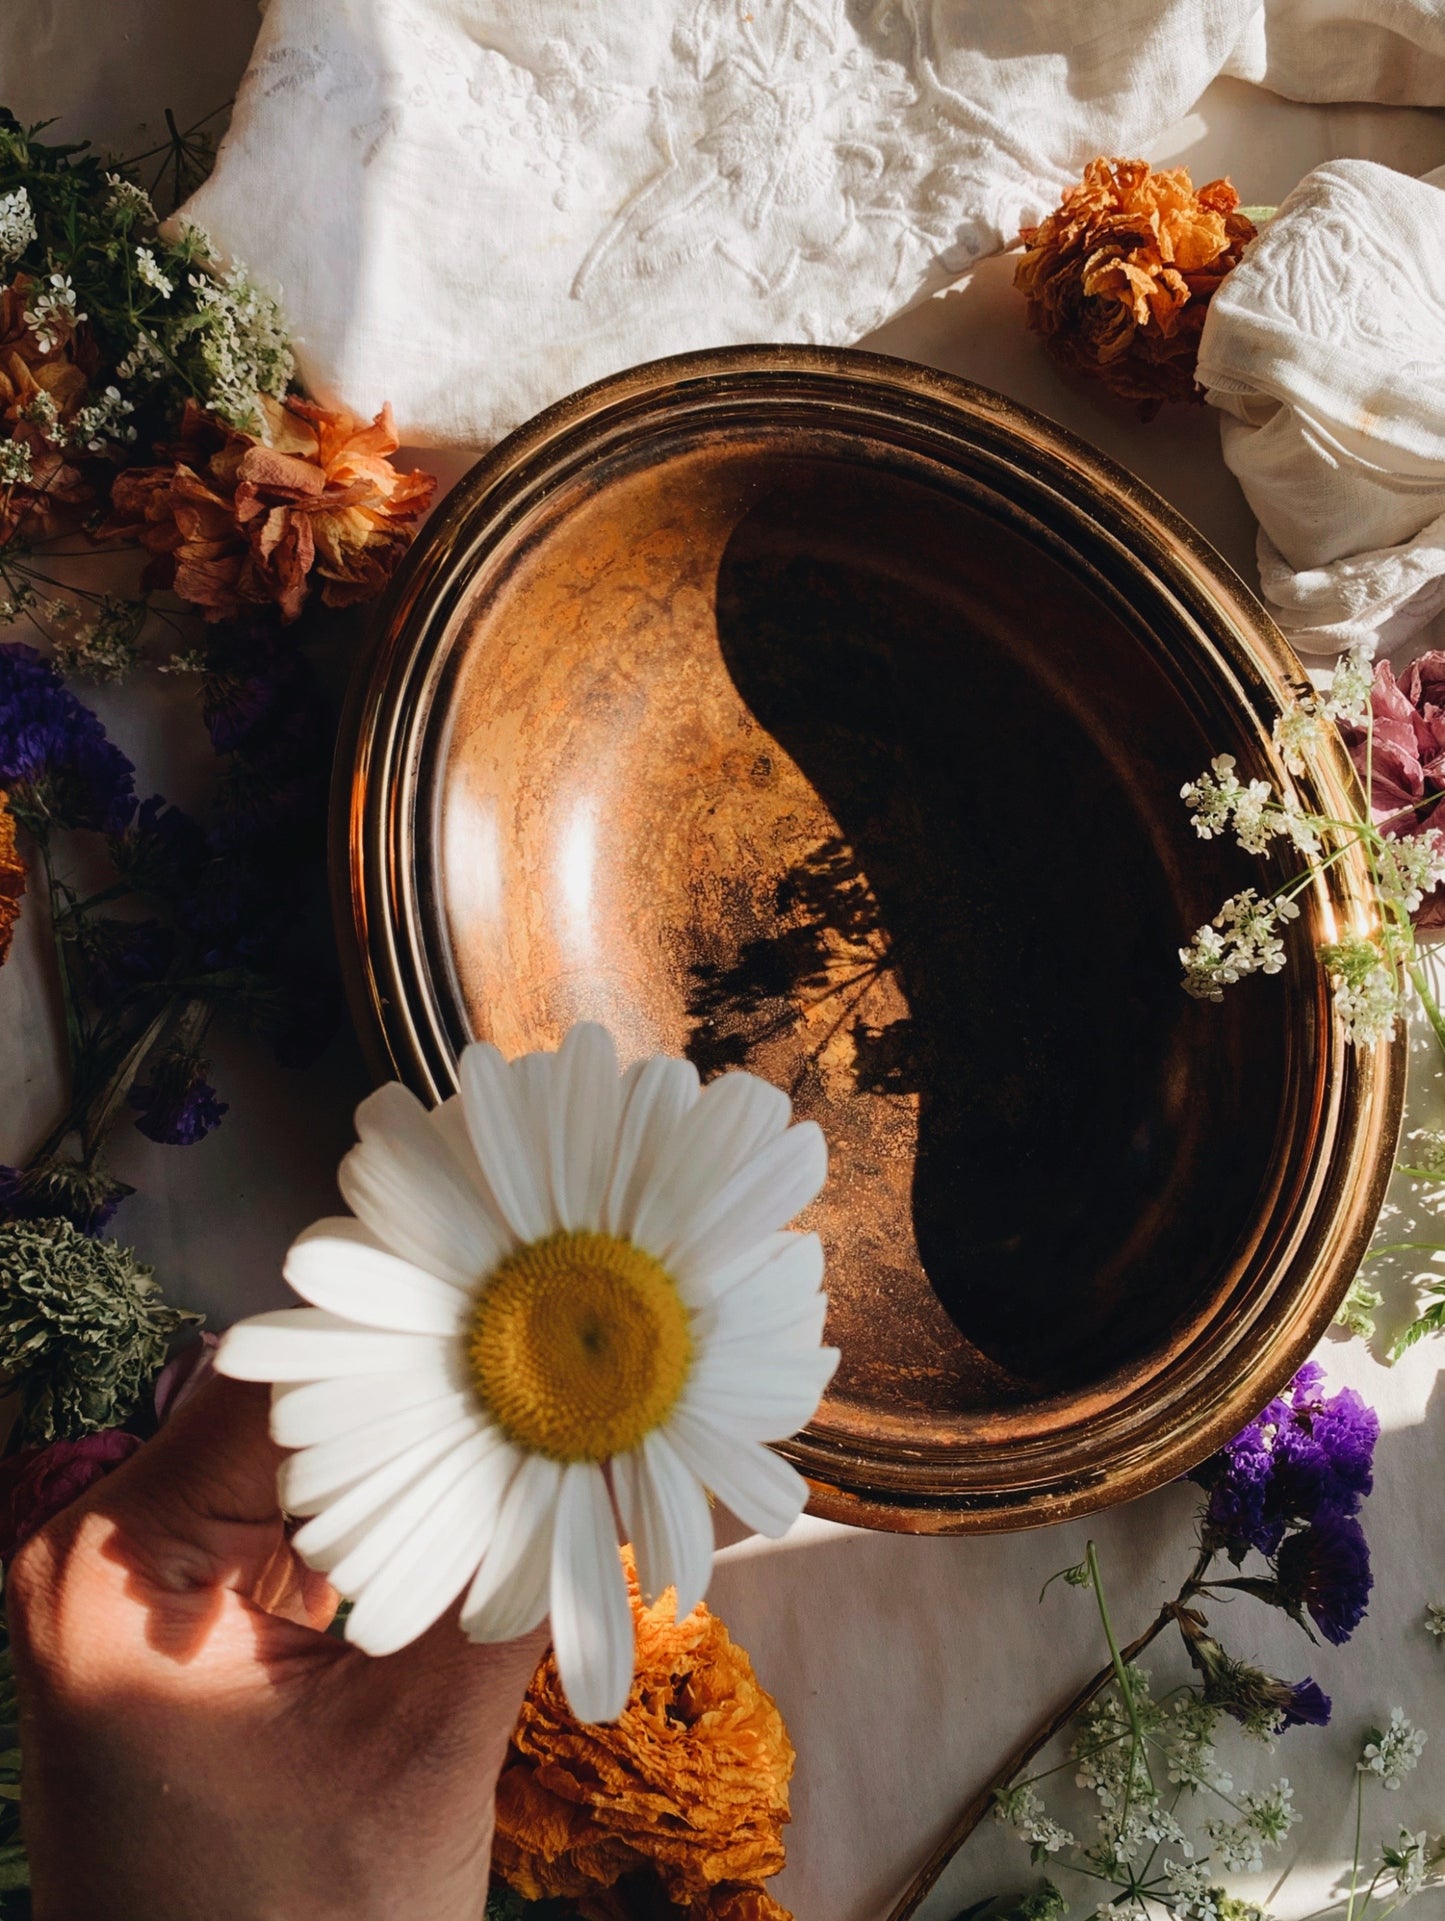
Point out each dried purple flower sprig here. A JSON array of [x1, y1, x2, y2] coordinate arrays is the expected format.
[[0, 631, 337, 1240]]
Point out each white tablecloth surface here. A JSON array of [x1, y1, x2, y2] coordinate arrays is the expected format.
[[2, 8, 1443, 1917]]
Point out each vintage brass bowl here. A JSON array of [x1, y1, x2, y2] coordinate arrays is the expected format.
[[336, 346, 1403, 1534]]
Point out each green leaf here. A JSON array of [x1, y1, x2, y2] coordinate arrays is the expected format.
[[1388, 1297, 1445, 1362]]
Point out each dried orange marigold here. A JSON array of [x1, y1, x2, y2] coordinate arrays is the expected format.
[[0, 795, 24, 967], [492, 1557, 795, 1921], [1014, 157, 1256, 418], [102, 395, 435, 622]]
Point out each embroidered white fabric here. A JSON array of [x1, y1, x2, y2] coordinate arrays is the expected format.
[[1197, 159, 1445, 658], [180, 0, 1445, 453]]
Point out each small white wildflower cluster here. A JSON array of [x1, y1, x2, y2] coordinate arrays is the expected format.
[[1272, 644, 1377, 773], [1318, 643, 1376, 727], [1383, 1828, 1445, 1899], [0, 578, 38, 624], [1377, 834, 1445, 916], [20, 387, 58, 436], [1360, 1709, 1428, 1791], [1319, 935, 1402, 1047], [177, 226, 294, 431], [1181, 755, 1318, 858], [22, 271, 86, 353], [0, 185, 37, 271], [133, 245, 174, 299], [994, 1671, 1336, 1921], [1073, 1671, 1194, 1876], [48, 596, 146, 683], [1160, 1859, 1225, 1920], [0, 439, 34, 487], [993, 1781, 1075, 1858], [1204, 1780, 1298, 1873], [67, 383, 137, 453], [1425, 1602, 1445, 1644], [1181, 890, 1300, 1002], [114, 327, 165, 386], [103, 172, 156, 222]]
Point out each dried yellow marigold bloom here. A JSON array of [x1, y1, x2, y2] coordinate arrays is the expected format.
[[1014, 157, 1256, 418], [492, 1556, 794, 1921]]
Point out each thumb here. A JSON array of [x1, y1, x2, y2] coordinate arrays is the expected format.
[[90, 1374, 333, 1626]]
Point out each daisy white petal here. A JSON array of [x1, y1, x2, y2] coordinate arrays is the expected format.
[[218, 1309, 448, 1381], [550, 1461, 634, 1723], [458, 1041, 553, 1242], [512, 1052, 557, 1184], [630, 1071, 791, 1258], [461, 1451, 562, 1642], [343, 1083, 510, 1284], [693, 1232, 827, 1336], [666, 1121, 826, 1277], [284, 1234, 471, 1336], [614, 1429, 713, 1617], [270, 1364, 464, 1449], [549, 1022, 621, 1229], [326, 1430, 509, 1594], [344, 1438, 518, 1655], [279, 1390, 478, 1511], [604, 1056, 701, 1237], [681, 1347, 840, 1441], [665, 1407, 810, 1538], [703, 1291, 829, 1356], [290, 1414, 484, 1552]]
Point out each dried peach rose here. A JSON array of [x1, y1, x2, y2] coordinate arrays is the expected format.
[[102, 395, 435, 621], [492, 1556, 795, 1921], [0, 795, 25, 966], [1014, 157, 1256, 418], [0, 277, 94, 545]]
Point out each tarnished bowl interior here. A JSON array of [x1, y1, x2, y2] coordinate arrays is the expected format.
[[341, 350, 1401, 1532]]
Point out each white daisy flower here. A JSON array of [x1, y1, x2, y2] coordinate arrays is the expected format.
[[219, 1022, 836, 1722]]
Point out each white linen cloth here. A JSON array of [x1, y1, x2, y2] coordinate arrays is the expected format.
[[181, 0, 1445, 452], [1197, 159, 1445, 658]]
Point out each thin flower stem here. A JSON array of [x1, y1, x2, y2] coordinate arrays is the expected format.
[[78, 1003, 172, 1162], [38, 840, 84, 1082], [1087, 1538, 1153, 1840], [1346, 1770, 1365, 1921], [1407, 961, 1445, 1057]]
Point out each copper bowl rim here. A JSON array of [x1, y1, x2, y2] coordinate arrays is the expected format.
[[334, 345, 1406, 1535]]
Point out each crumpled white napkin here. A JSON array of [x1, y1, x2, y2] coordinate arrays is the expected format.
[[180, 0, 1445, 452], [1197, 159, 1445, 658]]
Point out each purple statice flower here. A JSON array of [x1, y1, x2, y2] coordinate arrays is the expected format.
[[1191, 1362, 1378, 1560], [129, 1053, 228, 1147], [0, 642, 136, 835], [1279, 1677, 1332, 1728], [1275, 1511, 1373, 1646]]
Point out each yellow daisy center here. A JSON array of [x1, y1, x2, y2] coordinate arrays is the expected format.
[[469, 1229, 693, 1463]]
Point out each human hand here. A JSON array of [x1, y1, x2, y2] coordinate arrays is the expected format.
[[6, 1375, 548, 1921]]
